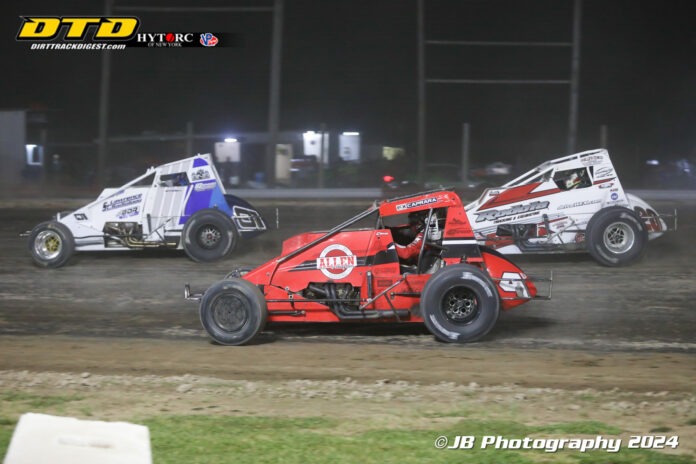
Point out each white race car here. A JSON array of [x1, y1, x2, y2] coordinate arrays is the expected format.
[[465, 149, 671, 266], [27, 154, 267, 268]]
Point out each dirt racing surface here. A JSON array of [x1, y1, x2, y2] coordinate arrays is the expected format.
[[0, 198, 695, 457]]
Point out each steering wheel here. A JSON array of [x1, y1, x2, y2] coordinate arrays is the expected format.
[[425, 241, 445, 251]]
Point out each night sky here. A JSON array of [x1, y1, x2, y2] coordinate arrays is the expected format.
[[2, 0, 694, 173]]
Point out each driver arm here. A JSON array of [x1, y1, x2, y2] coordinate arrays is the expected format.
[[395, 231, 424, 261]]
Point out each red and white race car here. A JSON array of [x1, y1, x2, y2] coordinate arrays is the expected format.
[[465, 149, 670, 266], [186, 189, 549, 345]]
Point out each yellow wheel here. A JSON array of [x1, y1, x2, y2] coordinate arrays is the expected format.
[[28, 221, 74, 268]]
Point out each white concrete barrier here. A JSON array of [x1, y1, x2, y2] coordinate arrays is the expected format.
[[3, 413, 152, 464]]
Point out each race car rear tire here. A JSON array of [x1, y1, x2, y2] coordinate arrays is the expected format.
[[585, 206, 648, 267], [182, 208, 238, 262], [420, 264, 500, 343], [28, 221, 75, 268], [199, 278, 267, 346]]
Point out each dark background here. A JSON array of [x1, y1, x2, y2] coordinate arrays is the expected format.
[[2, 0, 694, 182]]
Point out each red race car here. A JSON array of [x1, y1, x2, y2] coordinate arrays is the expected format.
[[186, 189, 549, 345]]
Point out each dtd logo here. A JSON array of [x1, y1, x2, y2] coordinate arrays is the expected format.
[[17, 17, 139, 40]]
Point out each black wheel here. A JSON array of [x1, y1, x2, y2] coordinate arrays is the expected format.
[[28, 221, 75, 268], [182, 208, 238, 262], [420, 264, 500, 343], [199, 278, 267, 346], [585, 206, 648, 267]]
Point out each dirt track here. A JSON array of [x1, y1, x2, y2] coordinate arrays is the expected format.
[[0, 199, 695, 456], [1, 200, 694, 349]]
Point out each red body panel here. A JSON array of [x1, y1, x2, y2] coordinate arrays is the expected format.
[[481, 250, 537, 310], [478, 182, 561, 210]]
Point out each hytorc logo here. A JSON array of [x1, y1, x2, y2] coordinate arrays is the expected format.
[[17, 17, 139, 40], [136, 32, 196, 47]]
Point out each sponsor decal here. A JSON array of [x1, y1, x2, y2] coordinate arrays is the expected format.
[[634, 206, 663, 232], [593, 166, 614, 178], [611, 192, 619, 201], [448, 227, 474, 236], [194, 181, 216, 192], [134, 31, 232, 48], [136, 32, 195, 48], [515, 211, 538, 221], [395, 197, 438, 211], [558, 199, 601, 210], [73, 213, 88, 221], [474, 201, 549, 223], [581, 154, 604, 166], [102, 193, 142, 211], [232, 205, 266, 231], [317, 244, 357, 279], [498, 272, 529, 298], [199, 33, 218, 47], [598, 182, 614, 189], [429, 314, 460, 340], [189, 167, 212, 182], [117, 206, 139, 219], [17, 16, 136, 50], [17, 17, 139, 41]]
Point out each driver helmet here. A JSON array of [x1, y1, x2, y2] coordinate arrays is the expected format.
[[565, 172, 581, 189], [408, 211, 427, 232], [426, 214, 442, 241]]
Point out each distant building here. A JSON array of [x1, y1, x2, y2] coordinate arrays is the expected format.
[[0, 109, 47, 197]]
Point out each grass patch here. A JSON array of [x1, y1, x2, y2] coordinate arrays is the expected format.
[[0, 392, 83, 409], [145, 416, 533, 464], [0, 416, 17, 460], [533, 421, 622, 435], [139, 416, 693, 464], [686, 418, 696, 426], [0, 404, 689, 463], [0, 418, 15, 427]]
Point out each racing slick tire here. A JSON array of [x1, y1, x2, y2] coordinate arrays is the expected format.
[[28, 221, 75, 268], [199, 278, 267, 346], [585, 206, 648, 267], [420, 264, 500, 343], [182, 208, 238, 262]]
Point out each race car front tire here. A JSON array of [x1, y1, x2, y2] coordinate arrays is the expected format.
[[28, 221, 75, 268], [420, 264, 500, 343], [199, 278, 267, 346], [585, 206, 648, 267], [182, 208, 238, 262]]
